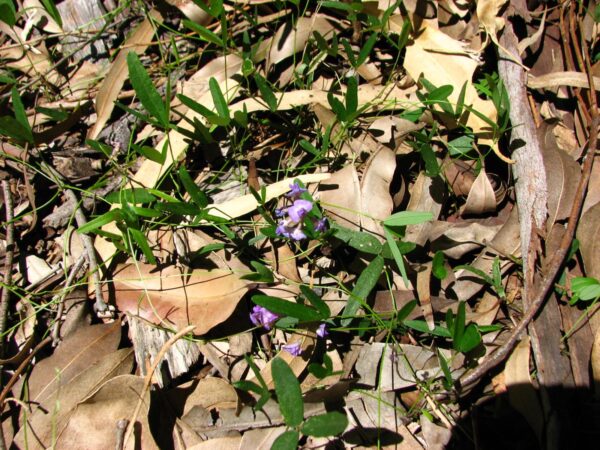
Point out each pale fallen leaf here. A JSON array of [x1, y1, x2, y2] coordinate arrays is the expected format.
[[187, 437, 242, 450], [56, 375, 158, 450], [23, 0, 63, 33], [182, 377, 239, 416], [576, 202, 600, 279], [461, 168, 497, 216], [404, 172, 445, 246], [527, 71, 600, 91], [88, 9, 163, 140], [109, 263, 251, 334], [429, 220, 503, 259], [14, 348, 135, 449], [318, 165, 362, 230]]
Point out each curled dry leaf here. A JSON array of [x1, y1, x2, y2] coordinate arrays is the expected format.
[[429, 220, 503, 259], [443, 157, 477, 197], [108, 263, 251, 334], [56, 375, 158, 450], [404, 172, 445, 246], [318, 165, 362, 230], [461, 168, 497, 216], [14, 348, 135, 449], [576, 202, 600, 279], [182, 377, 239, 416]]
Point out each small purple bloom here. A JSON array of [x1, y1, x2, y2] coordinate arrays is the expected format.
[[286, 182, 307, 199], [314, 218, 327, 232], [274, 208, 286, 218], [276, 221, 290, 237], [287, 199, 313, 223], [316, 323, 328, 338], [282, 341, 302, 356], [289, 227, 307, 241], [250, 305, 279, 330]]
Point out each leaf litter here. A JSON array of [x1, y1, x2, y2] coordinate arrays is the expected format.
[[1, 1, 599, 449]]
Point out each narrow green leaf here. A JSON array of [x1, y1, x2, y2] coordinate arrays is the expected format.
[[356, 33, 378, 66], [178, 166, 209, 208], [77, 209, 122, 234], [453, 302, 466, 349], [252, 295, 322, 322], [176, 93, 228, 126], [129, 228, 157, 264], [86, 139, 112, 158], [300, 285, 330, 319], [11, 87, 34, 143], [40, 0, 62, 27], [154, 201, 201, 216], [327, 91, 346, 121], [384, 226, 409, 288], [404, 320, 452, 338], [345, 76, 358, 118], [272, 430, 299, 450], [456, 324, 481, 353], [302, 411, 348, 437], [272, 358, 303, 427], [131, 143, 166, 164], [341, 38, 356, 67], [396, 299, 417, 322], [209, 77, 230, 122], [105, 188, 156, 205], [254, 73, 278, 112], [241, 261, 274, 283], [183, 19, 224, 46], [384, 211, 433, 227], [432, 251, 447, 280], [126, 52, 168, 126], [437, 350, 453, 390], [35, 106, 68, 122], [342, 255, 384, 326], [455, 81, 467, 117], [0, 116, 34, 143]]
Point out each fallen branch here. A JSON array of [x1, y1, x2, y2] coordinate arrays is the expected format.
[[0, 180, 15, 359]]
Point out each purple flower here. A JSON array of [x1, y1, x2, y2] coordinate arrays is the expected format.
[[276, 220, 291, 237], [274, 208, 286, 218], [250, 305, 279, 330], [287, 199, 313, 223], [282, 341, 302, 356], [316, 323, 328, 338], [314, 218, 327, 232], [286, 182, 307, 199], [289, 227, 307, 241]]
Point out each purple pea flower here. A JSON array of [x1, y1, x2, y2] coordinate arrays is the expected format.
[[287, 199, 313, 223], [316, 323, 328, 338], [286, 182, 307, 199], [276, 220, 291, 238], [282, 341, 302, 356], [289, 227, 307, 241], [314, 218, 327, 232], [250, 305, 279, 330], [274, 208, 286, 218]]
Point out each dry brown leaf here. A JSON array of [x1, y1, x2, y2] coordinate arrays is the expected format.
[[109, 263, 251, 334], [56, 375, 157, 450], [476, 0, 507, 47], [23, 0, 63, 33], [182, 377, 239, 415], [319, 165, 362, 230], [187, 437, 243, 450], [0, 46, 61, 85], [542, 125, 581, 228], [13, 348, 135, 449], [167, 0, 212, 24], [504, 337, 544, 444], [592, 327, 600, 390], [22, 321, 122, 404], [360, 147, 396, 237], [527, 71, 600, 91], [429, 220, 503, 259], [267, 15, 334, 70], [576, 202, 600, 279], [582, 156, 600, 215], [239, 427, 288, 449], [461, 168, 497, 216], [88, 9, 163, 140], [404, 172, 445, 246]]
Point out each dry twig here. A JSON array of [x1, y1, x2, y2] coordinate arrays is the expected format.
[[0, 180, 15, 358]]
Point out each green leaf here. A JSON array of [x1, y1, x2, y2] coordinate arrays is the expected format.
[[252, 295, 322, 322], [302, 411, 348, 437], [0, 116, 34, 143], [254, 73, 278, 112], [183, 19, 224, 46], [0, 0, 16, 26], [432, 251, 447, 280], [11, 87, 34, 143], [404, 320, 452, 338], [396, 299, 417, 322], [384, 226, 409, 288], [154, 201, 201, 216], [345, 76, 358, 118], [452, 301, 466, 349], [300, 285, 330, 319], [132, 142, 167, 164], [77, 209, 122, 234], [178, 166, 209, 208], [342, 255, 384, 326], [384, 211, 433, 227], [40, 0, 62, 27], [209, 77, 230, 123], [571, 277, 600, 301], [272, 358, 303, 427], [272, 430, 299, 450], [456, 324, 481, 353], [331, 225, 382, 254], [320, 0, 361, 13], [105, 188, 156, 205], [455, 81, 467, 117], [327, 91, 346, 122], [447, 135, 474, 156], [35, 106, 68, 122], [241, 261, 274, 283], [437, 350, 453, 390], [356, 33, 378, 66], [126, 52, 168, 126], [129, 228, 157, 264], [176, 93, 228, 126]]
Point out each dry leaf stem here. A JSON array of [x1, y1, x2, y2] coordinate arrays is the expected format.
[[459, 60, 599, 391], [0, 180, 15, 358], [123, 325, 196, 447], [51, 254, 87, 345]]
